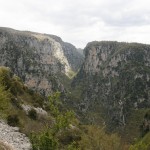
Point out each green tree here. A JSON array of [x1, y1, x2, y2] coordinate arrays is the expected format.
[[30, 92, 75, 150], [31, 129, 58, 150]]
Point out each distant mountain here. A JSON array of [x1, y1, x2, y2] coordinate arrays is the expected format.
[[77, 48, 84, 56], [72, 41, 150, 130], [0, 27, 83, 95]]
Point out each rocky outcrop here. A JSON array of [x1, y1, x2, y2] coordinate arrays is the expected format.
[[47, 35, 83, 72], [73, 41, 150, 128], [0, 27, 83, 95], [21, 104, 48, 116], [0, 120, 31, 150]]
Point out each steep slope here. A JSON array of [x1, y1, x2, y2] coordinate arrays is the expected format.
[[0, 66, 121, 150], [73, 41, 150, 130], [0, 66, 47, 150], [0, 66, 80, 150], [0, 27, 83, 95]]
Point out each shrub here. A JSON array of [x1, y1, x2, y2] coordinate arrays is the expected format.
[[28, 109, 37, 120], [67, 141, 80, 150], [0, 84, 10, 111], [30, 92, 76, 149], [7, 114, 20, 127], [129, 132, 150, 150], [11, 97, 22, 109], [30, 130, 58, 150], [79, 125, 121, 150]]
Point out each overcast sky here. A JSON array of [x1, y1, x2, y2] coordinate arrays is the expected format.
[[0, 0, 150, 48]]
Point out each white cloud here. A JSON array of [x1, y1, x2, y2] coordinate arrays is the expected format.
[[0, 0, 150, 48]]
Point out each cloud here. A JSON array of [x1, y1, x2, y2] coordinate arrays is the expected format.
[[0, 0, 150, 48]]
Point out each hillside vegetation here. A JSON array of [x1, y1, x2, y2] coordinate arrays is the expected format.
[[0, 66, 123, 150]]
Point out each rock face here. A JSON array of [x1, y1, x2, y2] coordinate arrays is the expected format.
[[0, 27, 83, 95], [0, 120, 31, 150], [21, 104, 48, 116], [77, 48, 84, 57], [73, 41, 150, 128]]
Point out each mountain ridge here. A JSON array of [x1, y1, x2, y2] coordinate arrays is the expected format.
[[72, 41, 150, 129], [0, 27, 150, 149], [0, 27, 83, 95]]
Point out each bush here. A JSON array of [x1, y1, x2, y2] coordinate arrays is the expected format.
[[67, 141, 80, 150], [28, 109, 37, 120], [30, 92, 76, 149], [0, 85, 10, 111], [7, 114, 20, 127], [129, 132, 150, 150], [11, 97, 22, 109], [30, 130, 58, 150], [0, 77, 10, 112], [79, 125, 121, 150]]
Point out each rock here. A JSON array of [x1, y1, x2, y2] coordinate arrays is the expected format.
[[0, 120, 31, 150], [21, 104, 48, 116]]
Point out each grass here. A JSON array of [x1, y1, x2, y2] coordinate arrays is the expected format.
[[129, 132, 150, 150]]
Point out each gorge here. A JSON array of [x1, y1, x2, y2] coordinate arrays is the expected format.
[[0, 27, 150, 150]]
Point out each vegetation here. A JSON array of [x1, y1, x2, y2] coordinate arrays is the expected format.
[[0, 65, 149, 149], [7, 114, 20, 127], [30, 130, 58, 150], [30, 92, 122, 150], [0, 67, 11, 118], [30, 92, 77, 150], [121, 109, 150, 143], [28, 108, 38, 120], [129, 132, 150, 150], [79, 125, 121, 150], [0, 66, 50, 134]]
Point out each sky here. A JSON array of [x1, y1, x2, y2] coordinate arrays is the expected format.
[[0, 0, 150, 48]]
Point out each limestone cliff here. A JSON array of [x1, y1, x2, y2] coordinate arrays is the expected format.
[[73, 41, 150, 128], [0, 27, 83, 95]]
